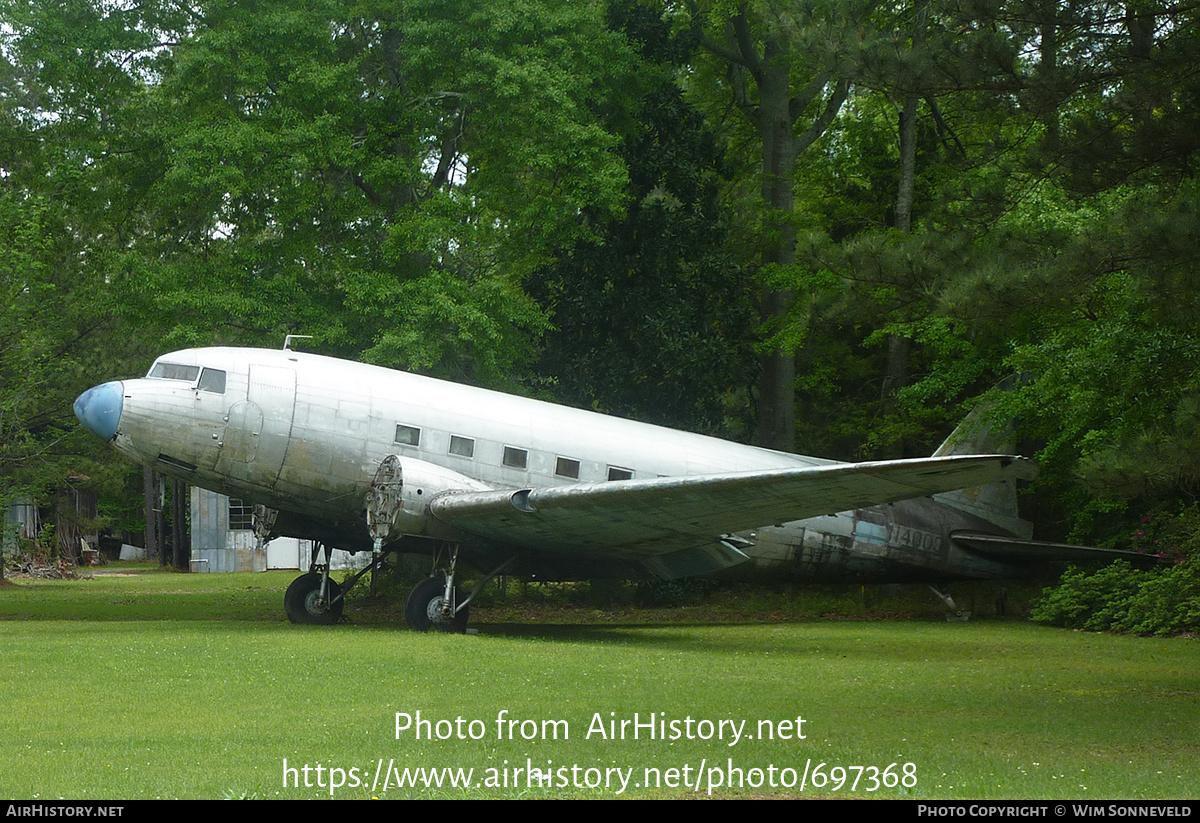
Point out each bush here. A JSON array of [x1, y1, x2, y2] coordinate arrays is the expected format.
[[633, 577, 717, 607], [1031, 559, 1200, 636]]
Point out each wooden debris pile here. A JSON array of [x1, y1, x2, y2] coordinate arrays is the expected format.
[[1, 554, 84, 580]]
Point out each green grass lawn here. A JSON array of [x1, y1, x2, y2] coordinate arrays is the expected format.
[[1, 568, 1197, 799]]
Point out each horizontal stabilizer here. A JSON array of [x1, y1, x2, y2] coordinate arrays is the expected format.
[[952, 532, 1166, 569]]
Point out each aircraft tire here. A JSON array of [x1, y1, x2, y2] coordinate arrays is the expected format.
[[404, 576, 469, 633], [284, 572, 344, 625]]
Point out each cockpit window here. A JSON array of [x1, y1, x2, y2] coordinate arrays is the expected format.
[[198, 368, 227, 394], [148, 362, 201, 381]]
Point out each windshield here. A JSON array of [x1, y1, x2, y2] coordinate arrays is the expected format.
[[147, 362, 200, 381]]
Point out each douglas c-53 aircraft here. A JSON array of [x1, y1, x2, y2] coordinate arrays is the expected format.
[[74, 345, 1146, 631]]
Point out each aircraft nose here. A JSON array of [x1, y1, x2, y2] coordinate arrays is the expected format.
[[74, 381, 124, 441]]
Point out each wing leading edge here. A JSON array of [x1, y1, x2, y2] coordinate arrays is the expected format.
[[429, 455, 1037, 576]]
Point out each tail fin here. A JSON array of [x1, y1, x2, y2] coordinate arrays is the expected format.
[[932, 377, 1033, 538]]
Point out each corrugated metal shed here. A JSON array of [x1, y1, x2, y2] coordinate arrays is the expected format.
[[190, 487, 366, 572], [190, 487, 267, 572], [3, 499, 39, 552]]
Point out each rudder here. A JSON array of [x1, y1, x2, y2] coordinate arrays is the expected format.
[[931, 378, 1033, 539]]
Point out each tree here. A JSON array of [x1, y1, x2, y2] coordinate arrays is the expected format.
[[121, 0, 638, 386], [529, 0, 757, 434], [1, 0, 168, 541], [683, 0, 871, 450], [0, 0, 644, 553]]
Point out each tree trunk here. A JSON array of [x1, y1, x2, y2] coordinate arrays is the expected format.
[[155, 474, 168, 568], [895, 92, 918, 235], [756, 58, 798, 452], [881, 2, 927, 454], [171, 479, 189, 572], [884, 92, 918, 414], [699, 10, 851, 452], [143, 467, 158, 561]]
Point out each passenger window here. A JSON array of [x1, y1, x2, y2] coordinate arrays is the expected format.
[[198, 368, 226, 394], [449, 435, 475, 458], [395, 425, 421, 447], [503, 447, 528, 469], [555, 457, 580, 479], [607, 466, 633, 481]]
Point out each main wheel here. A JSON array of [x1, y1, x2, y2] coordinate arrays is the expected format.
[[404, 576, 469, 633], [284, 572, 344, 625]]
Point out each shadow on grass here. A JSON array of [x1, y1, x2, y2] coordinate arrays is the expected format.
[[468, 619, 1017, 664]]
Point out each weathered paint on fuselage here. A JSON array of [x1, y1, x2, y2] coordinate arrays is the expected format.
[[101, 347, 1022, 583], [731, 499, 1019, 583]]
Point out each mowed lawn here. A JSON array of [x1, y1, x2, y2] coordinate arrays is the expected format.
[[1, 569, 1197, 799]]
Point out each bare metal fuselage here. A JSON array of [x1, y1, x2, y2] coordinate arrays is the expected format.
[[80, 347, 1026, 584]]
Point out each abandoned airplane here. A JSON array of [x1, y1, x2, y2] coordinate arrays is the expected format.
[[74, 345, 1144, 630]]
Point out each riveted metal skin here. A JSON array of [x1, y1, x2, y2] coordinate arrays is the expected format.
[[75, 347, 1151, 599]]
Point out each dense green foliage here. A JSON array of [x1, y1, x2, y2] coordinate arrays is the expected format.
[[528, 0, 756, 432], [1032, 560, 1200, 636], [1032, 507, 1200, 635], [3, 0, 1199, 629]]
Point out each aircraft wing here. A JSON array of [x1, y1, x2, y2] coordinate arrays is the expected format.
[[430, 455, 1037, 578]]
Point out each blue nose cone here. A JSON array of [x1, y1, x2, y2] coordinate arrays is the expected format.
[[74, 381, 124, 441]]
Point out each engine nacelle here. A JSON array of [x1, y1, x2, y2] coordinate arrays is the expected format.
[[365, 454, 491, 541]]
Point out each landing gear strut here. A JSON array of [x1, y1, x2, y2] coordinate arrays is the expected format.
[[405, 542, 468, 632], [403, 544, 518, 633], [929, 584, 971, 622], [405, 575, 469, 632], [285, 572, 344, 624], [284, 540, 393, 625]]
